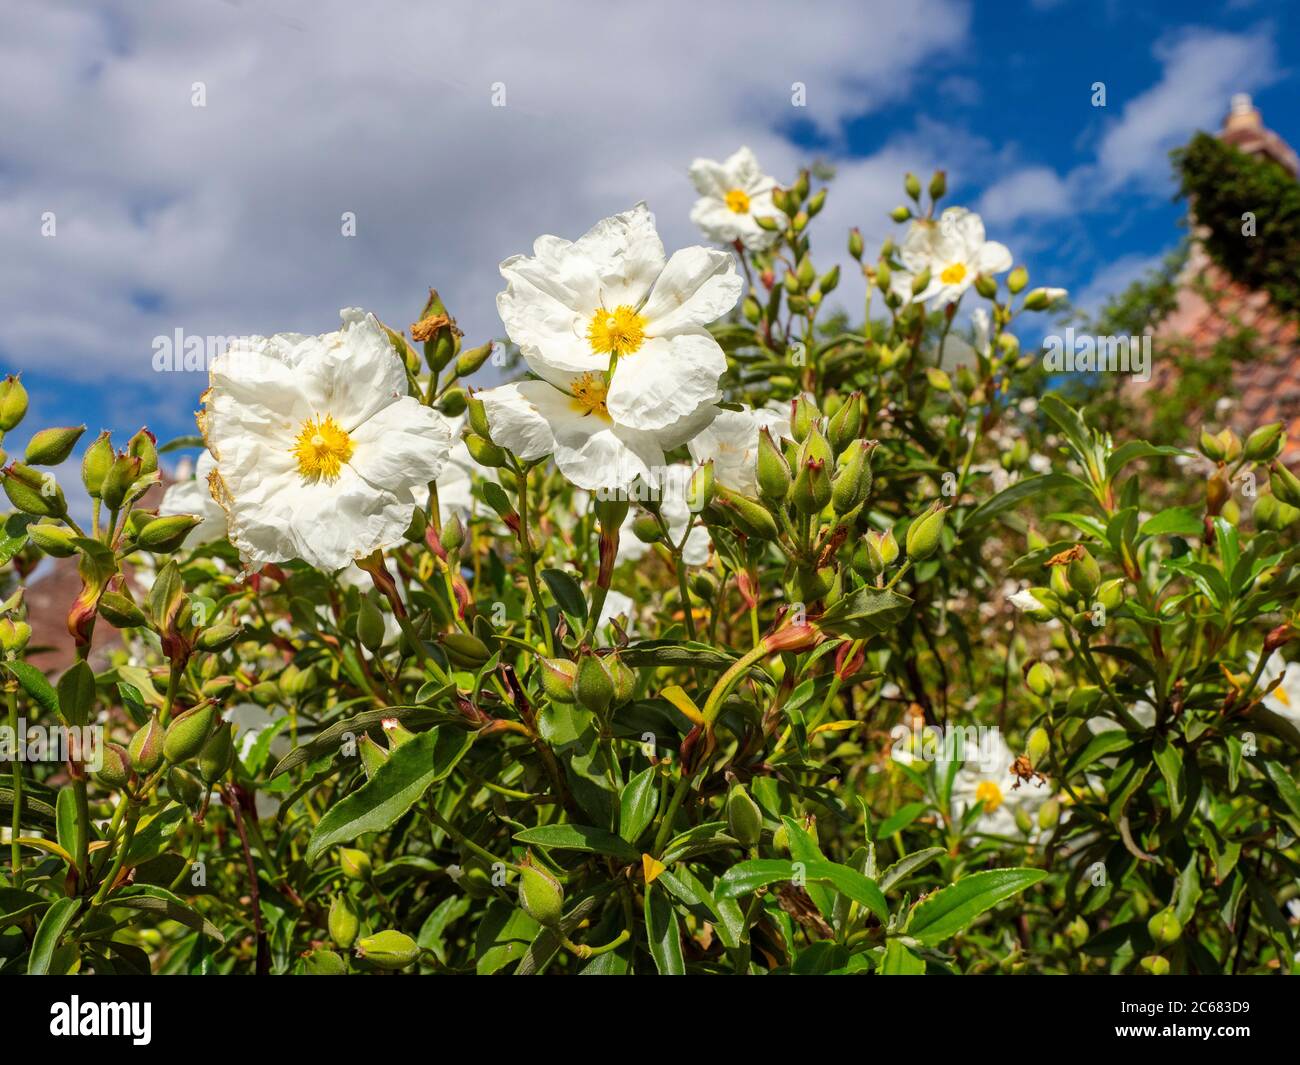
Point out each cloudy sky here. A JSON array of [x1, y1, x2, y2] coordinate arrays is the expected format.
[[1, 0, 1296, 471]]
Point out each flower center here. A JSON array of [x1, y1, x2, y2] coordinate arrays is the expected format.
[[1276, 685, 1291, 707], [975, 779, 1003, 812], [940, 262, 967, 285], [724, 187, 751, 214], [291, 414, 354, 482], [569, 372, 611, 419], [587, 305, 647, 357]]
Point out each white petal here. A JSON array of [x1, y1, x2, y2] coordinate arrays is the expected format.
[[607, 332, 725, 433], [570, 203, 665, 309], [348, 397, 453, 494], [477, 381, 558, 462], [974, 241, 1013, 275], [641, 246, 742, 336]]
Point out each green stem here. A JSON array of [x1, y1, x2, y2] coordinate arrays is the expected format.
[[6, 682, 21, 888]]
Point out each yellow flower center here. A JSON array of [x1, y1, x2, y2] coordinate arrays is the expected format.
[[570, 372, 611, 419], [940, 262, 967, 285], [291, 414, 354, 482], [975, 779, 1003, 812], [586, 305, 647, 357], [724, 187, 751, 214], [1275, 685, 1291, 707]]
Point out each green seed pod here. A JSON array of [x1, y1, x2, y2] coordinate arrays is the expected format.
[[356, 596, 387, 653], [1066, 547, 1100, 600], [441, 631, 491, 669], [165, 765, 204, 810], [573, 653, 614, 715], [688, 460, 715, 512], [328, 893, 360, 949], [1256, 492, 1300, 531], [136, 514, 202, 552], [742, 295, 761, 324], [81, 431, 113, 498], [440, 513, 465, 557], [100, 453, 141, 512], [1013, 806, 1034, 834], [1065, 916, 1088, 947], [455, 341, 493, 378], [198, 721, 234, 785], [381, 717, 417, 749], [25, 426, 85, 467], [756, 428, 792, 504], [630, 513, 661, 544], [27, 522, 78, 558], [464, 432, 508, 468], [1244, 421, 1285, 463], [848, 227, 864, 260], [904, 172, 922, 201], [339, 848, 371, 881], [358, 734, 389, 779], [127, 428, 158, 478], [1139, 954, 1171, 976], [0, 375, 28, 431], [196, 622, 242, 653], [538, 657, 577, 703], [95, 742, 132, 790], [163, 704, 216, 764], [791, 456, 831, 515], [2, 462, 66, 517], [1049, 564, 1074, 604], [1006, 265, 1028, 294], [790, 395, 819, 443], [1147, 907, 1182, 945], [249, 680, 280, 706], [607, 654, 636, 708], [128, 716, 165, 774], [928, 169, 947, 201], [518, 858, 565, 928], [302, 948, 348, 976], [827, 392, 861, 453], [1199, 426, 1226, 461], [726, 784, 763, 848], [438, 387, 468, 418], [1026, 726, 1050, 764], [1025, 663, 1055, 698], [1037, 798, 1061, 830], [355, 929, 419, 970], [831, 438, 872, 515], [904, 504, 947, 561], [1270, 463, 1300, 508], [1096, 578, 1125, 612], [0, 618, 31, 654], [713, 484, 779, 540]]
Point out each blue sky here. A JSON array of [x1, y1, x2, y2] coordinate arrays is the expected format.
[[1, 0, 1296, 507]]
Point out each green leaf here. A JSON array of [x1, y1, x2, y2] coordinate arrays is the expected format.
[[0, 513, 33, 565], [56, 660, 95, 729], [1152, 736, 1185, 814], [124, 802, 186, 868], [55, 787, 83, 872], [963, 472, 1080, 529], [618, 767, 658, 844], [1140, 506, 1203, 537], [513, 823, 640, 862], [158, 434, 204, 453], [880, 938, 926, 974], [5, 661, 59, 718], [715, 858, 887, 921], [620, 640, 742, 671], [305, 727, 473, 863], [644, 883, 685, 975], [1264, 760, 1300, 823], [877, 801, 928, 839], [540, 568, 587, 622], [1062, 729, 1134, 776], [269, 700, 452, 777], [108, 885, 225, 944], [879, 847, 945, 892], [906, 868, 1046, 945], [28, 896, 81, 975], [818, 586, 913, 638]]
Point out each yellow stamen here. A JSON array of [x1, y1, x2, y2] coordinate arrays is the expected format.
[[570, 372, 611, 419], [586, 305, 647, 357], [291, 414, 354, 482], [724, 187, 751, 214], [1276, 686, 1291, 707], [974, 780, 1003, 812], [940, 262, 967, 285]]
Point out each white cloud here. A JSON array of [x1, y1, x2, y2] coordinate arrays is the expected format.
[[1070, 251, 1168, 318], [977, 166, 1073, 225], [0, 0, 968, 410]]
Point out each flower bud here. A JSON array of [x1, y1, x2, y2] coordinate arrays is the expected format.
[[128, 716, 165, 774], [0, 618, 31, 655], [464, 432, 508, 468], [973, 272, 997, 299], [607, 654, 636, 707], [742, 295, 761, 324], [1066, 547, 1100, 600], [726, 784, 763, 847], [1244, 422, 1285, 463], [136, 514, 202, 552], [1014, 806, 1034, 834], [1021, 288, 1060, 311], [539, 657, 578, 703], [1027, 726, 1051, 764], [438, 387, 468, 418], [196, 622, 241, 653], [440, 631, 491, 669], [831, 439, 872, 515], [25, 426, 85, 466], [358, 734, 389, 778], [762, 624, 822, 653], [791, 456, 831, 515], [826, 391, 861, 454], [2, 462, 65, 517], [1270, 463, 1300, 508], [818, 265, 840, 295], [848, 227, 864, 260], [128, 428, 158, 477], [1146, 908, 1182, 945], [355, 930, 419, 970], [713, 484, 779, 541], [1006, 266, 1028, 294], [95, 742, 132, 789], [573, 653, 614, 715], [875, 259, 892, 293], [928, 170, 947, 201], [467, 394, 492, 440], [81, 432, 114, 498], [100, 453, 142, 511], [382, 717, 417, 749], [0, 376, 28, 431], [163, 703, 216, 764], [198, 721, 234, 784], [328, 893, 360, 949], [1256, 492, 1300, 531], [889, 205, 911, 223], [790, 395, 819, 443], [1096, 578, 1125, 612], [518, 857, 565, 928], [302, 949, 347, 975], [166, 766, 204, 809], [910, 267, 932, 296], [1025, 662, 1055, 697], [339, 848, 371, 881], [455, 341, 493, 378], [904, 172, 922, 201], [356, 596, 387, 653], [756, 428, 792, 504], [1037, 798, 1060, 830], [27, 522, 78, 558], [1140, 955, 1171, 976], [630, 513, 661, 544], [904, 503, 947, 560]]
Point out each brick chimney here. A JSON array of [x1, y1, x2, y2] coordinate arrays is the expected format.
[[1218, 93, 1299, 177]]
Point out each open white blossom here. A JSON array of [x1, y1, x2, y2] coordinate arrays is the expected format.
[[689, 146, 785, 250], [898, 207, 1012, 307], [948, 731, 1046, 837], [688, 404, 791, 496], [158, 451, 227, 548], [615, 472, 712, 567], [200, 308, 452, 572], [1247, 651, 1300, 724], [481, 204, 741, 491]]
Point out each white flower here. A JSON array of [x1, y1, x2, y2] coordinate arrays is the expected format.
[[496, 204, 741, 421], [200, 308, 453, 572], [1248, 651, 1300, 724], [1008, 588, 1047, 613], [411, 418, 497, 524], [595, 590, 635, 646], [948, 731, 1045, 838], [158, 451, 227, 548], [687, 403, 791, 497], [898, 207, 1012, 307], [688, 146, 785, 250]]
